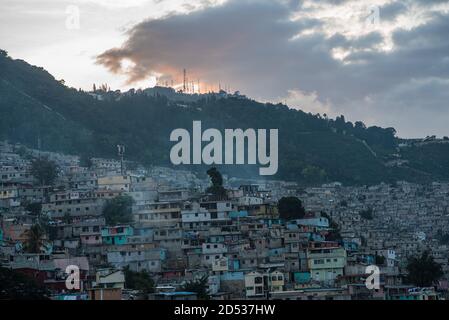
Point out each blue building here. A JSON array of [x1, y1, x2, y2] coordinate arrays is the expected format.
[[101, 226, 133, 245]]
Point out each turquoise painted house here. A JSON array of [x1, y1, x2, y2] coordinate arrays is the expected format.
[[232, 259, 240, 271], [343, 240, 359, 252], [261, 219, 282, 227], [229, 211, 248, 219], [294, 272, 311, 284], [101, 225, 133, 245]]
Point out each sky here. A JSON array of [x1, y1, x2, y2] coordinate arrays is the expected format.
[[1, 0, 449, 138]]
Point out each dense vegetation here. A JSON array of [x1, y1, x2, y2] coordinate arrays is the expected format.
[[1, 50, 448, 185], [0, 267, 50, 299], [277, 197, 306, 220], [359, 208, 374, 220], [123, 266, 155, 296], [405, 251, 443, 287], [24, 224, 46, 253], [206, 167, 227, 199], [30, 157, 58, 186], [180, 275, 210, 300], [102, 195, 134, 226]]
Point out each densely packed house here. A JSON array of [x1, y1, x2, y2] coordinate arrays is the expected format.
[[1, 141, 448, 300]]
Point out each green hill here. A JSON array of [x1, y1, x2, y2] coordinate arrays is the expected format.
[[1, 49, 447, 185]]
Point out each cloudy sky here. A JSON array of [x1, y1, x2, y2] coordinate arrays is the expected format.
[[1, 0, 449, 138]]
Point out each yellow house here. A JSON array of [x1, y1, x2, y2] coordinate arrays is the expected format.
[[240, 203, 279, 218], [268, 270, 285, 292], [97, 175, 130, 192]]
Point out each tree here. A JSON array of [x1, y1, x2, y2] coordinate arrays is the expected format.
[[79, 154, 93, 168], [206, 167, 227, 199], [0, 267, 49, 300], [406, 251, 443, 287], [24, 224, 46, 253], [37, 214, 52, 237], [103, 195, 134, 226], [180, 275, 210, 300], [30, 158, 58, 186], [123, 267, 155, 296], [436, 230, 449, 245], [277, 196, 305, 220], [359, 208, 373, 220], [62, 212, 72, 224], [321, 211, 342, 242], [25, 202, 42, 216], [375, 254, 385, 265]]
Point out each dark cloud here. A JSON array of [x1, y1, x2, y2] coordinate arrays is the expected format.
[[97, 0, 301, 84], [380, 2, 408, 21], [97, 0, 449, 137]]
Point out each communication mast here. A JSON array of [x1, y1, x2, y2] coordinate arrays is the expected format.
[[117, 145, 125, 175], [183, 69, 187, 92]]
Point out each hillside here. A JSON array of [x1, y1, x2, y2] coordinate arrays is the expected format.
[[1, 49, 448, 185]]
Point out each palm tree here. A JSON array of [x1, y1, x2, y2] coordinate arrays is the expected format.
[[406, 251, 443, 287], [24, 224, 46, 253], [180, 275, 210, 300]]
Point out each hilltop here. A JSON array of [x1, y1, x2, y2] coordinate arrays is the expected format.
[[1, 49, 449, 185]]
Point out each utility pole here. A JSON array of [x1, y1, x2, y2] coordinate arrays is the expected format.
[[117, 145, 125, 176]]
